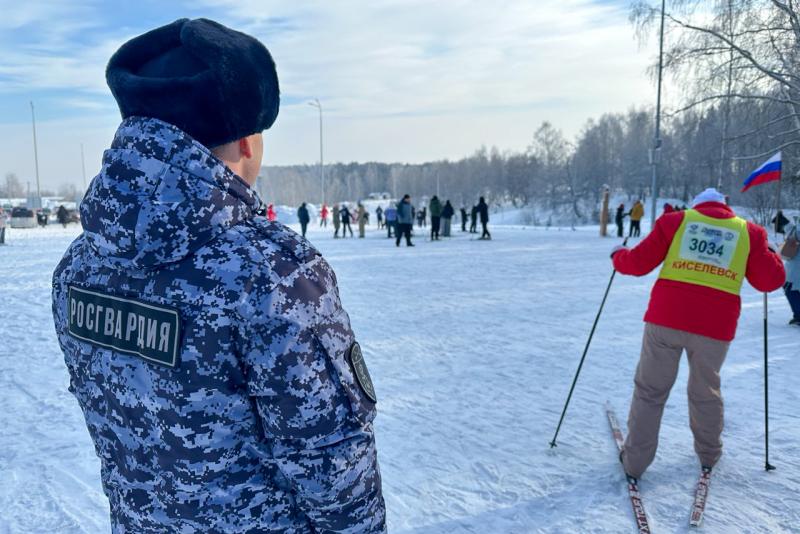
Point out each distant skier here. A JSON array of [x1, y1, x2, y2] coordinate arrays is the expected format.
[[57, 205, 69, 228], [267, 203, 277, 222], [37, 209, 48, 227], [375, 205, 384, 229], [783, 220, 800, 325], [429, 196, 442, 240], [357, 202, 367, 238], [615, 204, 627, 238], [384, 204, 397, 238], [332, 202, 341, 238], [0, 207, 6, 244], [297, 202, 310, 237], [340, 203, 354, 237], [470, 204, 478, 233], [772, 210, 790, 234], [442, 200, 455, 237], [611, 188, 784, 482], [320, 203, 329, 227], [460, 206, 468, 232], [396, 194, 414, 247], [477, 197, 491, 240], [628, 200, 644, 237]]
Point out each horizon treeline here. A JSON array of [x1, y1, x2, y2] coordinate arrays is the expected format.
[[257, 98, 800, 216]]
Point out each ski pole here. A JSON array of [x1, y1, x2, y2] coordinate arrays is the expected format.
[[550, 238, 627, 448], [764, 293, 776, 471]]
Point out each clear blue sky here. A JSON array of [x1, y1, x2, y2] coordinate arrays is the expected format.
[[0, 0, 657, 190]]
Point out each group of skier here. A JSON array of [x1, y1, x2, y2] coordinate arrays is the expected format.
[[307, 195, 492, 245]]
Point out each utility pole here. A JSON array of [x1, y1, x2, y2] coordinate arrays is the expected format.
[[30, 101, 42, 208], [717, 0, 735, 192], [308, 99, 324, 205], [649, 0, 666, 231]]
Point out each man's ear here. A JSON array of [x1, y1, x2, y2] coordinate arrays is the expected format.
[[238, 137, 253, 159]]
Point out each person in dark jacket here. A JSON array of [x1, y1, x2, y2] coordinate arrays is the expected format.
[[442, 200, 455, 237], [297, 202, 310, 237], [339, 203, 354, 237], [0, 207, 6, 244], [51, 19, 385, 534], [37, 209, 48, 227], [615, 204, 627, 238], [773, 210, 790, 234], [395, 194, 414, 247], [460, 206, 468, 232], [56, 205, 70, 228], [429, 196, 443, 240], [477, 197, 491, 240], [470, 204, 478, 233], [375, 205, 384, 229]]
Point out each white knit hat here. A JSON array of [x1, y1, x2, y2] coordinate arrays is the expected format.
[[691, 188, 726, 207]]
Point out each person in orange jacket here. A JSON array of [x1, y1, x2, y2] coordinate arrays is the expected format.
[[628, 200, 644, 237], [611, 188, 785, 481]]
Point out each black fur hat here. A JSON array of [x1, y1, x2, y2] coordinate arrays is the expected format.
[[106, 18, 279, 148]]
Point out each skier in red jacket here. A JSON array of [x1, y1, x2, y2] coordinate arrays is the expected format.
[[611, 188, 785, 481], [320, 203, 329, 227]]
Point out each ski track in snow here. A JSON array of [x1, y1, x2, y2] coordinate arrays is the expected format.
[[0, 223, 798, 533]]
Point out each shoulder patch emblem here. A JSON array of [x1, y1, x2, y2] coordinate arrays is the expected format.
[[348, 342, 377, 403], [67, 285, 181, 367]]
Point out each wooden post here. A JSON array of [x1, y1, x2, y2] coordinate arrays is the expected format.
[[600, 187, 610, 237]]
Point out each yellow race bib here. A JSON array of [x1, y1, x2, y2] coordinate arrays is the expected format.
[[658, 209, 750, 295]]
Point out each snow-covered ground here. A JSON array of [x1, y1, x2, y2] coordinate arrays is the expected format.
[[1, 220, 798, 533]]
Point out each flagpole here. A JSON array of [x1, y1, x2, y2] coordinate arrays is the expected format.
[[775, 179, 782, 238]]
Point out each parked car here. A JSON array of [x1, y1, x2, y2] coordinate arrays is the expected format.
[[10, 207, 36, 229]]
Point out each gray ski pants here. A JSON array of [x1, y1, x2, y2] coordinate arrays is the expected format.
[[622, 323, 730, 478]]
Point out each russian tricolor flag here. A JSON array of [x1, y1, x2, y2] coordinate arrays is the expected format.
[[741, 151, 782, 192]]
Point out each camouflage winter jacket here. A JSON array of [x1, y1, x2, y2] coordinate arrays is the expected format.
[[51, 117, 386, 533]]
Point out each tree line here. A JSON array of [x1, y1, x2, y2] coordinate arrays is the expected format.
[[258, 98, 798, 221]]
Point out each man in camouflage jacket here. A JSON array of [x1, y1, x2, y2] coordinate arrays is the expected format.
[[51, 19, 385, 533]]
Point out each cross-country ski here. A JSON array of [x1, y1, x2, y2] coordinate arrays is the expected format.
[[689, 466, 713, 527], [607, 404, 652, 534]]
